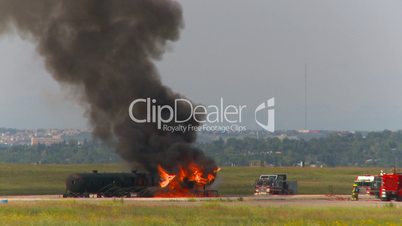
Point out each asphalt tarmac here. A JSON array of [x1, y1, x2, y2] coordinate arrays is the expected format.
[[2, 194, 401, 207]]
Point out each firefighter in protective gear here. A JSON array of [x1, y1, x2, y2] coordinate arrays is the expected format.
[[351, 184, 359, 201]]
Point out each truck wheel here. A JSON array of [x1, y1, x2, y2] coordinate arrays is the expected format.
[[381, 197, 390, 201]]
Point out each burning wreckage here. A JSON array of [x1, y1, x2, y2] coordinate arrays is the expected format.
[[63, 165, 220, 198], [0, 0, 220, 197]]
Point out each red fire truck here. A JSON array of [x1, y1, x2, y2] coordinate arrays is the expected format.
[[380, 172, 402, 201]]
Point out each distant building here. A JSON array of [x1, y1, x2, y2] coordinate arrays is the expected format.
[[31, 136, 63, 146], [249, 160, 266, 167]]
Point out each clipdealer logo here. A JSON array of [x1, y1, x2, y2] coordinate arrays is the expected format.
[[255, 98, 275, 133], [128, 98, 275, 133]]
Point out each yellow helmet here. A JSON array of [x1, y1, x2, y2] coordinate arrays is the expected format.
[[353, 184, 358, 187]]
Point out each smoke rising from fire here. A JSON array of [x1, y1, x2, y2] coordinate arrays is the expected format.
[[0, 0, 217, 175]]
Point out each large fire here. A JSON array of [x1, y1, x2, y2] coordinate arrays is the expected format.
[[156, 163, 220, 197]]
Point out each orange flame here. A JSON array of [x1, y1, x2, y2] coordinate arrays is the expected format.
[[158, 165, 176, 188], [156, 163, 219, 197]]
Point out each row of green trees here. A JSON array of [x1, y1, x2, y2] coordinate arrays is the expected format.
[[0, 130, 401, 167], [197, 130, 402, 167]]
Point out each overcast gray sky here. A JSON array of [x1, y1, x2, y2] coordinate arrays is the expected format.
[[1, 0, 402, 131]]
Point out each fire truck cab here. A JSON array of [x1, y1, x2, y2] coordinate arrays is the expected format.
[[254, 174, 297, 195], [354, 175, 376, 194], [380, 172, 402, 201]]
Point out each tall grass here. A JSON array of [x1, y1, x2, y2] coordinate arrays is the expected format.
[[0, 200, 400, 226]]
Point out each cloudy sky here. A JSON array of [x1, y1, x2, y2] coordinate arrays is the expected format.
[[1, 0, 402, 131]]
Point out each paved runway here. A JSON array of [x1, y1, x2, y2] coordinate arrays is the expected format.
[[2, 194, 401, 207]]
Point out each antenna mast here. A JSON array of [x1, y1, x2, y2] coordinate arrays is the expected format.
[[305, 64, 308, 130]]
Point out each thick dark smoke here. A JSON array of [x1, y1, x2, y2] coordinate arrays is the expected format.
[[0, 0, 216, 175]]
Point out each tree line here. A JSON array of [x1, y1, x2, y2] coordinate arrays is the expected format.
[[0, 130, 401, 167], [197, 130, 402, 167]]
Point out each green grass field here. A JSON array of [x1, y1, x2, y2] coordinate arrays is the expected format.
[[0, 164, 384, 195], [0, 164, 400, 225], [0, 200, 401, 226]]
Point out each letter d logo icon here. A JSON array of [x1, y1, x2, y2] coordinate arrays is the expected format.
[[255, 98, 275, 132]]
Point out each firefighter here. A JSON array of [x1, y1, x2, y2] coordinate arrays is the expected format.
[[351, 183, 360, 201]]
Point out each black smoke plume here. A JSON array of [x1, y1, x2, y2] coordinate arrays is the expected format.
[[0, 0, 216, 175]]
